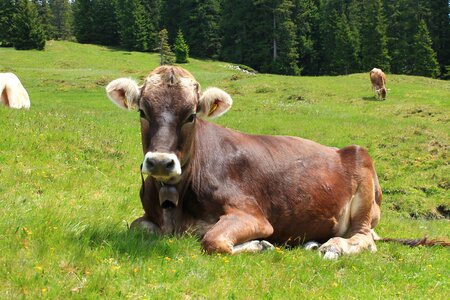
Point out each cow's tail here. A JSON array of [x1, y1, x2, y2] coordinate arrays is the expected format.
[[378, 237, 450, 247], [370, 162, 450, 248]]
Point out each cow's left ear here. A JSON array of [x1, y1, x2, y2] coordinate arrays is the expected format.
[[106, 78, 141, 111], [197, 87, 233, 119]]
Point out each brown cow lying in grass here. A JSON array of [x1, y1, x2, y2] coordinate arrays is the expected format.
[[106, 66, 383, 259], [0, 73, 30, 109]]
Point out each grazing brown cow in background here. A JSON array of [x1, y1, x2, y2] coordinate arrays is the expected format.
[[370, 68, 387, 100], [0, 73, 31, 109], [106, 66, 382, 259]]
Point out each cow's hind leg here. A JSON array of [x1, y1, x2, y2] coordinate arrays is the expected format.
[[319, 233, 377, 259], [201, 209, 274, 254], [319, 170, 377, 259]]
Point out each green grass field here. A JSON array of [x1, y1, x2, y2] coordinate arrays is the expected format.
[[1, 41, 449, 299]]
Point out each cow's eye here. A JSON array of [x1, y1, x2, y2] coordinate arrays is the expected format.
[[139, 109, 146, 119], [185, 113, 196, 123]]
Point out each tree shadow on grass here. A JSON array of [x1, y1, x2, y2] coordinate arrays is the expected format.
[[68, 224, 201, 259]]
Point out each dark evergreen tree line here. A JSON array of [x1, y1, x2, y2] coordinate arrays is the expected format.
[[1, 0, 448, 78], [0, 0, 73, 50]]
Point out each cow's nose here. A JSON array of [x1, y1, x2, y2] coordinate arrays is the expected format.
[[141, 152, 182, 180], [145, 156, 176, 173]]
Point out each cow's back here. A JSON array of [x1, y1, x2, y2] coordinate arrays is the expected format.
[[370, 68, 385, 88]]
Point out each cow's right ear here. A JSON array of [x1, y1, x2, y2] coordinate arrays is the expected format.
[[106, 78, 141, 111]]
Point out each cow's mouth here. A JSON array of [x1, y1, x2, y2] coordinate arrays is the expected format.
[[151, 175, 181, 185]]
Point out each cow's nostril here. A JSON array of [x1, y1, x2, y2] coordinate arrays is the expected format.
[[146, 158, 155, 169], [165, 159, 175, 170]]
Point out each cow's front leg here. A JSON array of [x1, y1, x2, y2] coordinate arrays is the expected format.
[[130, 215, 161, 235], [201, 211, 274, 254]]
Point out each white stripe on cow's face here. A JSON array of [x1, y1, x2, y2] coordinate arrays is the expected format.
[[141, 152, 182, 183]]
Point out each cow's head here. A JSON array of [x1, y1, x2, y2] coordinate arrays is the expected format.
[[376, 87, 387, 100], [106, 66, 232, 185], [379, 87, 387, 100]]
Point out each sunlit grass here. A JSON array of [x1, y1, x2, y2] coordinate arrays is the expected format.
[[0, 41, 449, 298]]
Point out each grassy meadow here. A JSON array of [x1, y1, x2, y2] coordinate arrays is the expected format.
[[0, 41, 449, 299]]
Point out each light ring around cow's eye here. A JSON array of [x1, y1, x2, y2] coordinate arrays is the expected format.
[[185, 113, 196, 123]]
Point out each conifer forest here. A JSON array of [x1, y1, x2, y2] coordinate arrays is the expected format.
[[1, 0, 449, 78]]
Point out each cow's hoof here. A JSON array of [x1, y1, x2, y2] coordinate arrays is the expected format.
[[260, 240, 275, 251], [129, 217, 161, 235], [304, 241, 320, 250], [322, 251, 339, 260], [318, 244, 341, 260], [231, 240, 275, 254], [370, 229, 381, 241]]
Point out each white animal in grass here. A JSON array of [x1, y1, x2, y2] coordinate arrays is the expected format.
[[0, 73, 31, 109]]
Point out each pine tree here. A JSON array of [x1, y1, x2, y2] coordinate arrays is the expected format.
[[346, 0, 362, 72], [272, 0, 300, 75], [426, 0, 450, 76], [49, 0, 73, 40], [332, 12, 359, 75], [318, 0, 341, 74], [162, 0, 181, 43], [0, 0, 15, 47], [117, 0, 149, 51], [411, 19, 440, 78], [221, 0, 273, 71], [33, 0, 56, 40], [158, 29, 175, 65], [221, 0, 252, 65], [180, 0, 221, 58], [293, 0, 320, 75], [73, 0, 94, 43], [91, 0, 120, 45], [174, 30, 189, 63], [141, 0, 162, 52], [360, 0, 390, 72], [12, 0, 46, 50]]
